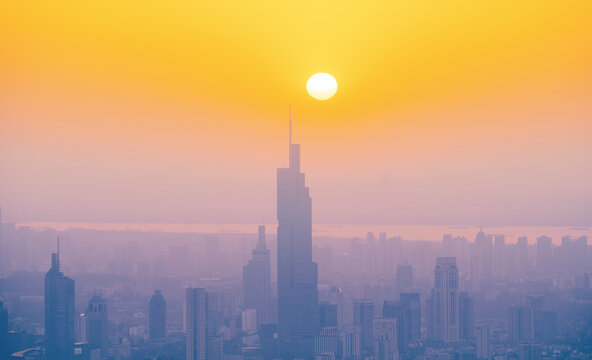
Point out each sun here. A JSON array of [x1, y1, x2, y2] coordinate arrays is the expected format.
[[306, 73, 338, 100]]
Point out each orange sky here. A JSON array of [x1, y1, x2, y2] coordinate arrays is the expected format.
[[1, 0, 591, 225]]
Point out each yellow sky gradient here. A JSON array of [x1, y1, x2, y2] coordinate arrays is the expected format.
[[1, 0, 591, 224]]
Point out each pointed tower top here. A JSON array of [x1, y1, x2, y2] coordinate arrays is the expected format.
[[288, 106, 301, 171], [57, 236, 61, 272], [257, 225, 267, 250]]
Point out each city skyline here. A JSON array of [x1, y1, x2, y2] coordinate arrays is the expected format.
[[1, 1, 591, 359]]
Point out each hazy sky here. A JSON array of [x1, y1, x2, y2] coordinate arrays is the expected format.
[[1, 0, 591, 225]]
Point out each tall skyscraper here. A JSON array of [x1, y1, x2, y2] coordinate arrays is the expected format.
[[475, 326, 490, 360], [516, 236, 528, 275], [459, 292, 473, 341], [319, 302, 338, 328], [430, 257, 459, 342], [186, 288, 208, 360], [277, 117, 319, 359], [400, 293, 420, 342], [382, 301, 408, 354], [353, 299, 375, 357], [315, 327, 340, 360], [243, 225, 272, 326], [373, 318, 398, 360], [44, 242, 75, 360], [341, 326, 361, 360], [493, 235, 505, 278], [475, 229, 492, 278], [508, 306, 533, 343], [536, 236, 553, 273], [0, 300, 8, 360], [86, 295, 108, 357], [149, 289, 166, 340]]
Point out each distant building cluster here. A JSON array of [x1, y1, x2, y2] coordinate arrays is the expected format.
[[0, 132, 590, 360]]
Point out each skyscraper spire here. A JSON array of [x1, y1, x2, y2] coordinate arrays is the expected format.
[[257, 225, 266, 250], [57, 237, 61, 272], [288, 107, 300, 172]]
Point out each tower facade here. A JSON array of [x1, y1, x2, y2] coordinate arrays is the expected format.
[[186, 288, 208, 360], [149, 289, 166, 340], [243, 225, 272, 326], [277, 118, 319, 359], [0, 300, 8, 360], [430, 257, 459, 342], [86, 295, 108, 356], [44, 246, 75, 360], [353, 299, 375, 357]]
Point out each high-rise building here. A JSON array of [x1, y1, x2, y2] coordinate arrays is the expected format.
[[536, 236, 553, 272], [430, 257, 459, 342], [475, 229, 492, 278], [516, 237, 528, 275], [493, 235, 505, 278], [508, 306, 533, 343], [373, 318, 398, 360], [44, 242, 75, 360], [327, 287, 344, 328], [260, 323, 279, 360], [395, 265, 413, 295], [342, 326, 362, 360], [459, 292, 473, 341], [560, 235, 588, 273], [0, 300, 8, 360], [399, 293, 420, 342], [315, 327, 340, 360], [186, 288, 208, 360], [277, 118, 319, 359], [243, 225, 272, 327], [353, 299, 375, 357], [475, 327, 490, 360], [469, 255, 481, 290], [382, 301, 408, 354], [149, 289, 166, 340], [86, 296, 108, 357], [319, 302, 338, 328], [242, 308, 257, 334]]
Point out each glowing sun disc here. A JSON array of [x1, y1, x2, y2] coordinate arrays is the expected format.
[[307, 73, 338, 100]]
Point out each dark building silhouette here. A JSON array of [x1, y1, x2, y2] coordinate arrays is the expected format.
[[319, 302, 338, 328], [382, 300, 408, 354], [149, 289, 166, 340], [373, 318, 398, 360], [186, 288, 208, 360], [508, 306, 533, 343], [86, 295, 108, 356], [243, 225, 272, 326], [0, 301, 7, 360], [44, 242, 75, 360], [400, 293, 421, 342], [277, 118, 319, 359], [429, 257, 459, 342], [459, 292, 474, 341], [259, 323, 279, 360], [353, 299, 375, 357]]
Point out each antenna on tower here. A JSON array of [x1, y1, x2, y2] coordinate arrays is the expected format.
[[289, 105, 292, 147], [57, 236, 61, 272]]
